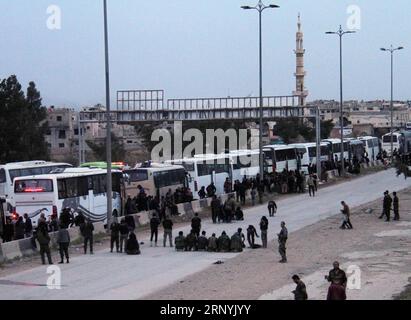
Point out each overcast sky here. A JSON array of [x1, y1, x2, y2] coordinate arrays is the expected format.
[[0, 0, 410, 109]]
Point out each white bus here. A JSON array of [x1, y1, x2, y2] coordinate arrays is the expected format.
[[358, 136, 380, 161], [230, 149, 261, 181], [0, 161, 72, 214], [322, 139, 349, 161], [381, 132, 402, 156], [124, 163, 187, 198], [12, 168, 122, 227], [345, 139, 365, 162], [289, 143, 330, 174], [263, 145, 298, 174], [166, 153, 232, 195]]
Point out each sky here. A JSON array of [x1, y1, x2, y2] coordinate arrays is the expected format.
[[0, 0, 410, 109]]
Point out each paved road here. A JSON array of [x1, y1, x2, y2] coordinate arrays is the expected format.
[[1, 169, 409, 300]]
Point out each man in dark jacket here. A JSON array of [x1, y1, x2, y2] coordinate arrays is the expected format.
[[124, 195, 134, 216], [14, 216, 25, 240], [217, 231, 231, 252], [326, 261, 347, 300], [260, 216, 269, 249], [74, 212, 85, 227], [126, 232, 140, 255], [292, 275, 308, 300], [174, 231, 186, 251], [246, 225, 259, 248], [80, 219, 94, 254], [59, 208, 72, 229], [185, 229, 198, 251], [57, 224, 70, 264], [24, 213, 33, 238], [37, 222, 52, 265], [210, 196, 221, 224], [197, 231, 208, 251], [110, 219, 120, 253], [3, 217, 14, 242], [393, 192, 400, 221], [162, 216, 173, 247], [191, 213, 201, 237], [150, 214, 160, 247]]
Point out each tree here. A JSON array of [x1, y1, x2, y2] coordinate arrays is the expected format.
[[0, 75, 49, 163], [86, 133, 126, 162]]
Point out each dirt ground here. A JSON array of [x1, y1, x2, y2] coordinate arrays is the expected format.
[[142, 188, 411, 300]]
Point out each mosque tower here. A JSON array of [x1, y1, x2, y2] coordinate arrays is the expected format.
[[293, 14, 308, 106]]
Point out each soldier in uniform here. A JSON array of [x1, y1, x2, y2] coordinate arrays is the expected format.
[[379, 191, 392, 221], [185, 229, 198, 251], [292, 275, 308, 300], [217, 231, 231, 252], [174, 231, 186, 251], [207, 233, 218, 252], [278, 221, 288, 263], [393, 192, 400, 221], [210, 196, 221, 224], [197, 231, 209, 251]]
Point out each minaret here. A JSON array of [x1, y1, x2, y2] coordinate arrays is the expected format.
[[293, 14, 308, 106]]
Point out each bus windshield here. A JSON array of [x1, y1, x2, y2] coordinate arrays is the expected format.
[[0, 169, 6, 184], [14, 179, 54, 193], [9, 165, 71, 182]]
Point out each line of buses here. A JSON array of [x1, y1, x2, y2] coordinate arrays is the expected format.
[[0, 133, 405, 228]]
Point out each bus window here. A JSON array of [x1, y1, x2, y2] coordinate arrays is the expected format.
[[15, 179, 53, 193], [383, 135, 398, 143], [0, 169, 6, 184], [112, 173, 122, 193], [275, 150, 287, 162], [197, 162, 212, 177], [173, 162, 195, 172], [125, 170, 149, 182], [92, 175, 107, 195]]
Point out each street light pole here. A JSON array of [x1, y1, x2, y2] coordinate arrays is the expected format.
[[326, 25, 355, 177], [241, 1, 279, 182], [103, 0, 113, 228], [381, 46, 404, 160]]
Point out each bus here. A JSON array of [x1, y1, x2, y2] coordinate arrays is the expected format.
[[289, 143, 330, 174], [0, 161, 72, 214], [230, 149, 261, 181], [381, 132, 402, 156], [166, 154, 232, 195], [12, 168, 123, 227], [358, 136, 380, 161], [322, 139, 349, 161], [124, 163, 187, 199], [346, 139, 365, 162], [263, 145, 298, 174]]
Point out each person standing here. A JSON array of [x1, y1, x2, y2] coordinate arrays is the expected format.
[[191, 213, 201, 237], [80, 219, 94, 255], [124, 195, 134, 216], [379, 191, 392, 222], [162, 215, 173, 247], [24, 213, 33, 238], [37, 222, 53, 265], [393, 192, 400, 221], [211, 196, 220, 224], [110, 219, 120, 253], [119, 219, 129, 253], [250, 187, 257, 206], [14, 216, 25, 240], [278, 221, 288, 263], [198, 186, 206, 199], [307, 174, 315, 197], [326, 261, 347, 300], [292, 275, 308, 300], [150, 214, 160, 247], [57, 224, 70, 264], [268, 200, 277, 217], [340, 201, 353, 229], [259, 216, 269, 249]]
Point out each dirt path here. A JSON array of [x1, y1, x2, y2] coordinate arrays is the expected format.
[[143, 188, 411, 300]]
